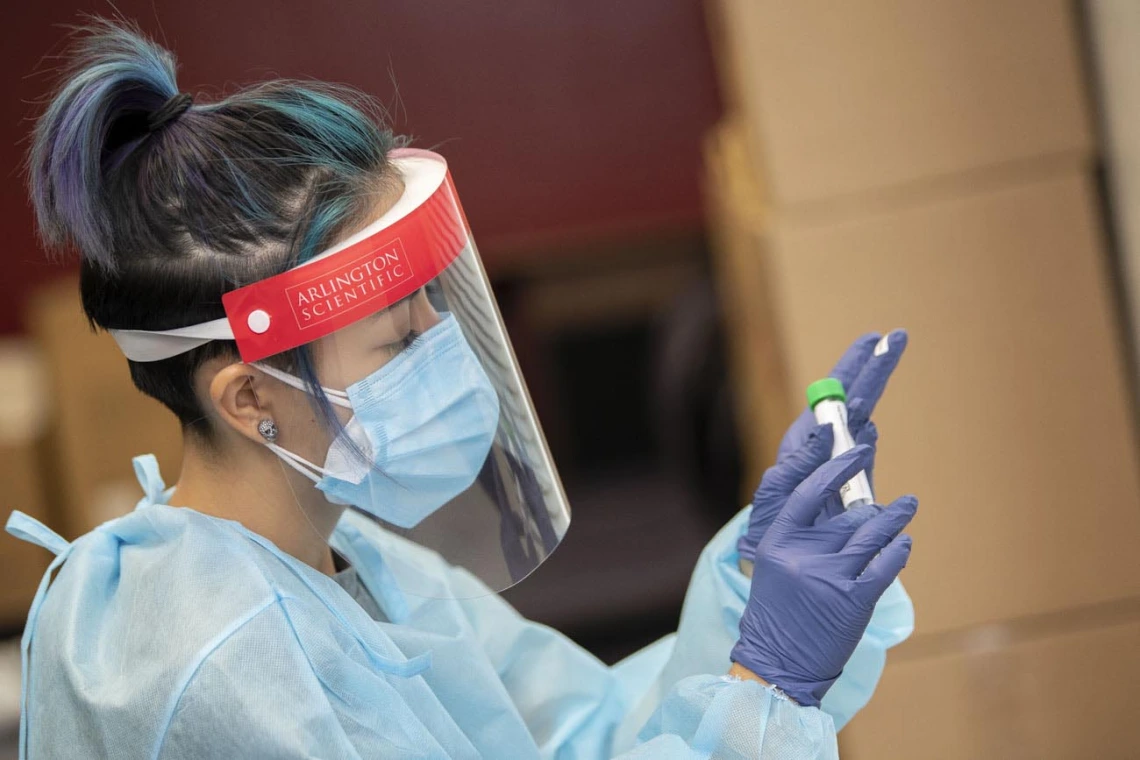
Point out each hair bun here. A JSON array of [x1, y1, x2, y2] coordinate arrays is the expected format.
[[148, 93, 193, 132], [28, 19, 181, 270]]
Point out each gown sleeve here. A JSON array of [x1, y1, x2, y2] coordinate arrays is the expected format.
[[456, 506, 911, 758], [616, 507, 914, 738]]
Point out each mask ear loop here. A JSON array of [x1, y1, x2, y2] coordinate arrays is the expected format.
[[253, 362, 353, 409], [246, 366, 350, 575], [253, 361, 358, 481], [253, 363, 363, 486], [265, 442, 327, 484]]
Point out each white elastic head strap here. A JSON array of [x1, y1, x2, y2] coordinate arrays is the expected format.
[[110, 318, 234, 362]]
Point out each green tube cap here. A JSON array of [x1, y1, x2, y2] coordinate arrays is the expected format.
[[806, 377, 846, 409]]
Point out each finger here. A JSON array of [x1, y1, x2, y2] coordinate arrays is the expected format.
[[838, 496, 918, 577], [745, 427, 835, 559], [846, 397, 871, 438], [809, 432, 874, 526], [853, 419, 878, 493], [846, 329, 908, 415], [855, 533, 913, 602], [828, 333, 881, 389], [776, 409, 819, 463], [814, 502, 882, 551], [813, 493, 848, 526], [825, 501, 881, 534], [782, 444, 875, 527], [756, 425, 834, 501], [853, 418, 878, 449]]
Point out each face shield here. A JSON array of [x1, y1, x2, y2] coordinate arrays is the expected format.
[[110, 149, 571, 598]]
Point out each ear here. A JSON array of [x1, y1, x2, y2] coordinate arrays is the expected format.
[[208, 363, 277, 445]]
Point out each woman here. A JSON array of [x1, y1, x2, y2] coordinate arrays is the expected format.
[[8, 21, 917, 759]]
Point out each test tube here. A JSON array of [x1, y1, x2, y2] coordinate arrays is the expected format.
[[805, 377, 875, 509]]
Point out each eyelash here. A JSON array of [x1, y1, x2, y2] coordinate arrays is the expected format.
[[394, 329, 421, 352]]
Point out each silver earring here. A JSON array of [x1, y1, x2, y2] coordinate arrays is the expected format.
[[257, 419, 279, 442]]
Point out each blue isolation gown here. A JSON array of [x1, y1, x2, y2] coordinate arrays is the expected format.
[[6, 455, 912, 759]]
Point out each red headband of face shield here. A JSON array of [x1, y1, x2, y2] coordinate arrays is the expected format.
[[224, 148, 468, 364]]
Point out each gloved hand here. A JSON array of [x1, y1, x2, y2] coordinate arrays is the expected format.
[[776, 329, 908, 464], [737, 329, 905, 563], [731, 444, 917, 707], [737, 419, 880, 564]]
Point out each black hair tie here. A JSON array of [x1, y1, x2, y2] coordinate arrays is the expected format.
[[147, 93, 193, 132]]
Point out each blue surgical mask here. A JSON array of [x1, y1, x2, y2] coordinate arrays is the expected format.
[[258, 314, 501, 528]]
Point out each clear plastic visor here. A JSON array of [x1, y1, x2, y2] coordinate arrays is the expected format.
[[254, 160, 569, 600]]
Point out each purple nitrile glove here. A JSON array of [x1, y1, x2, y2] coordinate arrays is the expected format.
[[736, 329, 905, 561], [777, 329, 908, 465], [731, 445, 917, 708], [738, 415, 879, 564]]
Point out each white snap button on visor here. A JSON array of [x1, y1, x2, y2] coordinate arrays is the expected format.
[[247, 309, 271, 334]]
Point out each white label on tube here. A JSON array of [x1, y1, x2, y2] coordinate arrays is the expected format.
[[812, 398, 875, 508]]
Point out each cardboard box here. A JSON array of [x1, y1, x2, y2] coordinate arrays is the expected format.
[[765, 167, 1140, 633], [702, 124, 797, 492], [1088, 0, 1140, 405], [27, 278, 182, 538], [711, 0, 1094, 205], [0, 341, 51, 629], [841, 616, 1140, 758], [0, 439, 50, 629]]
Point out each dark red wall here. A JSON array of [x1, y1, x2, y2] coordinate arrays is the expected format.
[[0, 2, 722, 334]]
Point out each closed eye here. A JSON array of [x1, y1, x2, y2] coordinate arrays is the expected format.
[[383, 329, 421, 356]]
